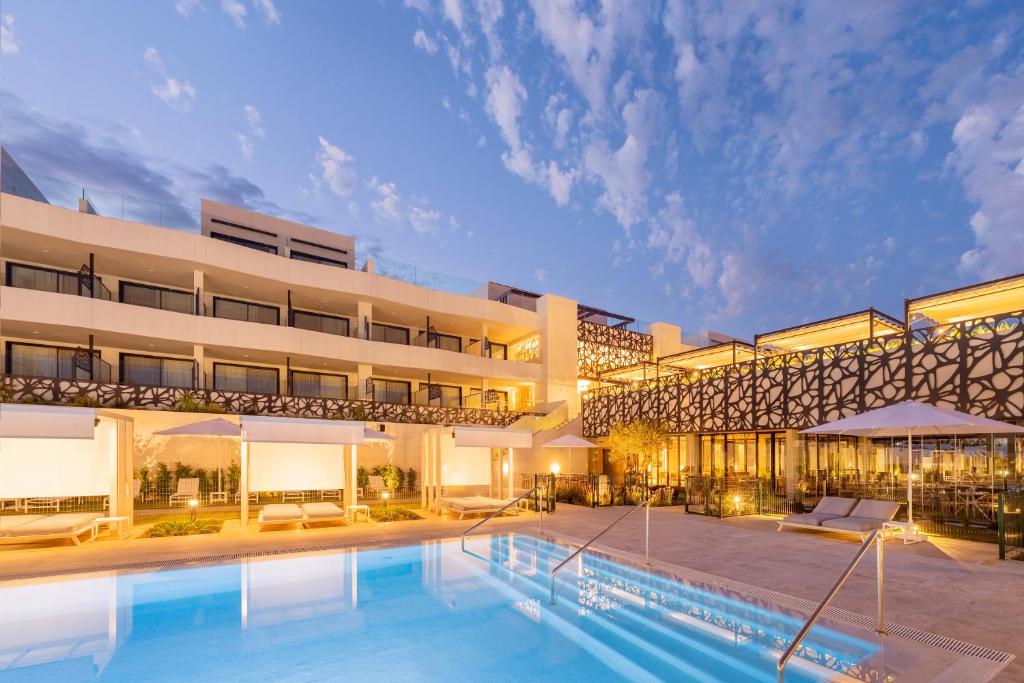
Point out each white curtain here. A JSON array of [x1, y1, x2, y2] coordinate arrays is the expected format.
[[0, 438, 110, 497], [442, 446, 491, 486], [248, 443, 345, 491]]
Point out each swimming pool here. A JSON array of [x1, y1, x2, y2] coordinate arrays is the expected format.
[[0, 534, 1004, 681]]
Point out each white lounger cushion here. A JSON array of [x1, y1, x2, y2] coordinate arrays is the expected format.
[[821, 516, 887, 533], [260, 504, 304, 522], [0, 515, 48, 536], [301, 502, 344, 519], [780, 512, 846, 527], [846, 499, 901, 521], [812, 496, 859, 516], [5, 513, 101, 536]]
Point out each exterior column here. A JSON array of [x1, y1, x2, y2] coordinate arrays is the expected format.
[[784, 429, 802, 500], [240, 441, 250, 528], [347, 444, 358, 508], [421, 432, 428, 508], [357, 301, 373, 340], [684, 434, 700, 474], [648, 322, 684, 358], [508, 448, 515, 497], [537, 294, 579, 415], [434, 429, 443, 513]]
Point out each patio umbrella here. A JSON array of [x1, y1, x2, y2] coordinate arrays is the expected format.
[[541, 434, 598, 449], [154, 418, 242, 493], [803, 401, 1024, 525]]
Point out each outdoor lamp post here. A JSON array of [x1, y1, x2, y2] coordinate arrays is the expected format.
[[382, 491, 390, 509], [188, 498, 199, 523]]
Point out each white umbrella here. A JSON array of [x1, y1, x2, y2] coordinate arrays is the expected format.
[[154, 418, 241, 493], [541, 434, 598, 449], [803, 401, 1024, 524]]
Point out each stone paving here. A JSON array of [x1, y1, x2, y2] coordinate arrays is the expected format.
[[2, 505, 1023, 681]]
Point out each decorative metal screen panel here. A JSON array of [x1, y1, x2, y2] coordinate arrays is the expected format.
[[581, 308, 1024, 437], [576, 320, 653, 378]]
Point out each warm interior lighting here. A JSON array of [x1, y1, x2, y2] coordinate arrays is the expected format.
[[550, 463, 561, 474], [577, 379, 591, 393], [502, 462, 509, 475]]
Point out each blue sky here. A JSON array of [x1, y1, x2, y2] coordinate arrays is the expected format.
[[1, 1, 1022, 339]]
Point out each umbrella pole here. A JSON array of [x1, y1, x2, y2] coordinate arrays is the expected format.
[[217, 438, 223, 492], [907, 428, 914, 526]]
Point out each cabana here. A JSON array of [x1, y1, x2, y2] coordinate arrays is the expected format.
[[422, 425, 532, 517], [0, 404, 134, 545], [238, 416, 364, 529]]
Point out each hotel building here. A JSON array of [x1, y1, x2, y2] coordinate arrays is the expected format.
[[2, 149, 1023, 543]]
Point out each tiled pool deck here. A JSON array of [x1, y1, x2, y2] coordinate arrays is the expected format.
[[2, 506, 1023, 681]]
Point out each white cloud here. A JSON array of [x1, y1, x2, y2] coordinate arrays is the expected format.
[[237, 133, 254, 160], [585, 88, 662, 230], [253, 0, 281, 25], [533, 268, 546, 283], [316, 136, 357, 196], [413, 29, 438, 54], [475, 0, 505, 60], [220, 0, 247, 28], [544, 94, 573, 148], [243, 104, 264, 137], [485, 65, 533, 176], [404, 0, 430, 12], [443, 0, 464, 32], [409, 206, 442, 233], [175, 0, 202, 16], [951, 91, 1024, 280], [143, 47, 196, 112], [368, 177, 403, 224], [546, 161, 576, 206], [347, 201, 360, 217], [647, 192, 714, 288], [0, 14, 19, 55]]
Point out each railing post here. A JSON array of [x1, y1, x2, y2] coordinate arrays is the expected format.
[[876, 532, 885, 633], [644, 500, 651, 566], [998, 492, 1006, 560]]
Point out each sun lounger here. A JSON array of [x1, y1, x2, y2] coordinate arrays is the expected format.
[[820, 500, 901, 539], [169, 478, 200, 506], [0, 512, 103, 546], [442, 495, 519, 520], [777, 496, 858, 530], [301, 502, 347, 527], [258, 504, 305, 531]]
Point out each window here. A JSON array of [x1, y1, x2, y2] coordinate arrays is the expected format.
[[209, 231, 278, 254], [213, 296, 280, 325], [419, 382, 462, 407], [213, 363, 279, 394], [430, 332, 462, 352], [291, 309, 350, 336], [290, 370, 348, 399], [468, 339, 508, 360], [6, 262, 110, 299], [371, 378, 411, 404], [120, 282, 194, 314], [5, 342, 108, 381], [290, 251, 348, 269], [120, 353, 195, 388], [371, 322, 410, 345]]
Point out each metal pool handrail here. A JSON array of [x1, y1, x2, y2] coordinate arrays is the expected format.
[[460, 484, 544, 553], [777, 530, 885, 681], [549, 494, 654, 606]]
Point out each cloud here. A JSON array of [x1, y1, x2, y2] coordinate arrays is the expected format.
[[175, 0, 203, 16], [413, 29, 438, 54], [0, 89, 318, 226], [403, 0, 431, 12], [368, 177, 403, 224], [253, 0, 281, 25], [220, 0, 247, 28], [143, 47, 196, 112], [243, 104, 265, 137], [315, 136, 357, 196], [409, 205, 442, 233], [950, 84, 1024, 280], [584, 88, 663, 230], [347, 201, 360, 217], [546, 161, 576, 206], [533, 268, 546, 283], [442, 0, 464, 32], [237, 133, 254, 160], [1, 14, 20, 55]]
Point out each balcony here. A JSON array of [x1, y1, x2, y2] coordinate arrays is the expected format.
[[6, 262, 111, 301], [0, 374, 538, 427]]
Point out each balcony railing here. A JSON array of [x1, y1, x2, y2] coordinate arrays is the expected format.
[[0, 375, 540, 427], [6, 262, 112, 301]]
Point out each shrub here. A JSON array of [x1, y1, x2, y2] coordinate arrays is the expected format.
[[370, 506, 422, 522], [69, 393, 99, 408], [174, 462, 194, 482], [174, 393, 205, 412], [226, 461, 241, 494], [154, 462, 172, 495], [373, 463, 401, 491], [137, 467, 152, 499], [194, 467, 209, 492], [146, 518, 223, 537], [0, 385, 13, 403], [357, 466, 370, 491], [406, 467, 418, 490]]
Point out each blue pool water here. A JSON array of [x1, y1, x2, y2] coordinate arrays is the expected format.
[[0, 534, 881, 682]]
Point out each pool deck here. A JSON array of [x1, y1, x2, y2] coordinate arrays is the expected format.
[[2, 505, 1023, 681]]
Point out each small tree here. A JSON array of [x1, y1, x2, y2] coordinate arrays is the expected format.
[[607, 419, 670, 477]]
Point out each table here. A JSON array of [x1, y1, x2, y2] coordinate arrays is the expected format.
[[208, 491, 228, 504], [883, 520, 926, 545], [346, 505, 370, 523], [92, 516, 130, 541]]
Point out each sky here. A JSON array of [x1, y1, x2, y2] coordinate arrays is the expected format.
[[1, 1, 1022, 339]]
